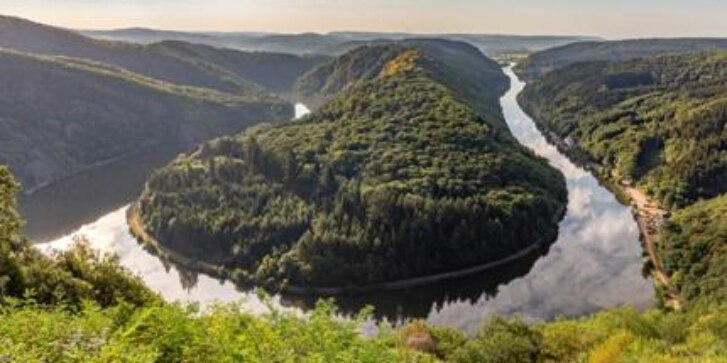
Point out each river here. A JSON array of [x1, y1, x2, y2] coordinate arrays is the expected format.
[[29, 72, 654, 333]]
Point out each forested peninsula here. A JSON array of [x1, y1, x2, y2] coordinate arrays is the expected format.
[[136, 40, 568, 290]]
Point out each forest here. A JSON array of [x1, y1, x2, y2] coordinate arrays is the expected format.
[[138, 41, 568, 289], [518, 51, 727, 306]]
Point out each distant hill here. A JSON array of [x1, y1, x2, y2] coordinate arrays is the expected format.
[[146, 41, 328, 93], [82, 27, 595, 57], [82, 27, 226, 45], [0, 15, 326, 96], [516, 38, 727, 80], [137, 40, 566, 289], [0, 48, 291, 193]]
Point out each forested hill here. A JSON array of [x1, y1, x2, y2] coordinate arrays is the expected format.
[[0, 15, 326, 96], [0, 48, 290, 193], [518, 52, 727, 306], [137, 41, 567, 289], [294, 39, 509, 124], [515, 38, 727, 80]]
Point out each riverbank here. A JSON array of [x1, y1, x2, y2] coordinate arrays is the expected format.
[[518, 106, 680, 309], [127, 203, 557, 296], [22, 144, 187, 197], [623, 185, 681, 310], [127, 203, 224, 279]]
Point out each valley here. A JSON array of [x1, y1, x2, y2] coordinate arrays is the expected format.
[[0, 7, 724, 361]]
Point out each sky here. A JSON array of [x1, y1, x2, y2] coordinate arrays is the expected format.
[[2, 0, 727, 39]]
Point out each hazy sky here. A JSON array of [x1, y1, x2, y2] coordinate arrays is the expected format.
[[2, 0, 727, 38]]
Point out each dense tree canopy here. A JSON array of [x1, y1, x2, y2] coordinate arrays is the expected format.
[[139, 42, 567, 289]]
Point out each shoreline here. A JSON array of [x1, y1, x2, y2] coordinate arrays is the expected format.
[[127, 203, 553, 296]]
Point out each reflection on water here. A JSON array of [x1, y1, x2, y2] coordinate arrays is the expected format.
[[32, 81, 654, 332], [295, 103, 311, 119], [424, 67, 654, 331], [36, 207, 286, 314], [21, 148, 183, 242]]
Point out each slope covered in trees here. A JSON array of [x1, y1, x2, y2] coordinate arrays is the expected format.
[[137, 41, 567, 290], [516, 38, 727, 80], [0, 15, 326, 96], [0, 48, 290, 193], [519, 51, 727, 305]]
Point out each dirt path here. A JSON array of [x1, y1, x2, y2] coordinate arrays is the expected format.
[[624, 185, 681, 309]]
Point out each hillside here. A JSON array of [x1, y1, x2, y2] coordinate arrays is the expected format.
[[0, 48, 291, 193], [0, 15, 325, 96], [295, 39, 509, 123], [516, 38, 727, 80], [518, 51, 727, 305], [136, 42, 567, 290]]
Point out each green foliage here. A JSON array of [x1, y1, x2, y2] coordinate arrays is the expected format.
[[0, 300, 407, 363], [139, 43, 567, 289], [1, 299, 725, 362], [449, 317, 541, 363], [659, 194, 727, 305], [435, 306, 727, 362], [0, 166, 158, 307]]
